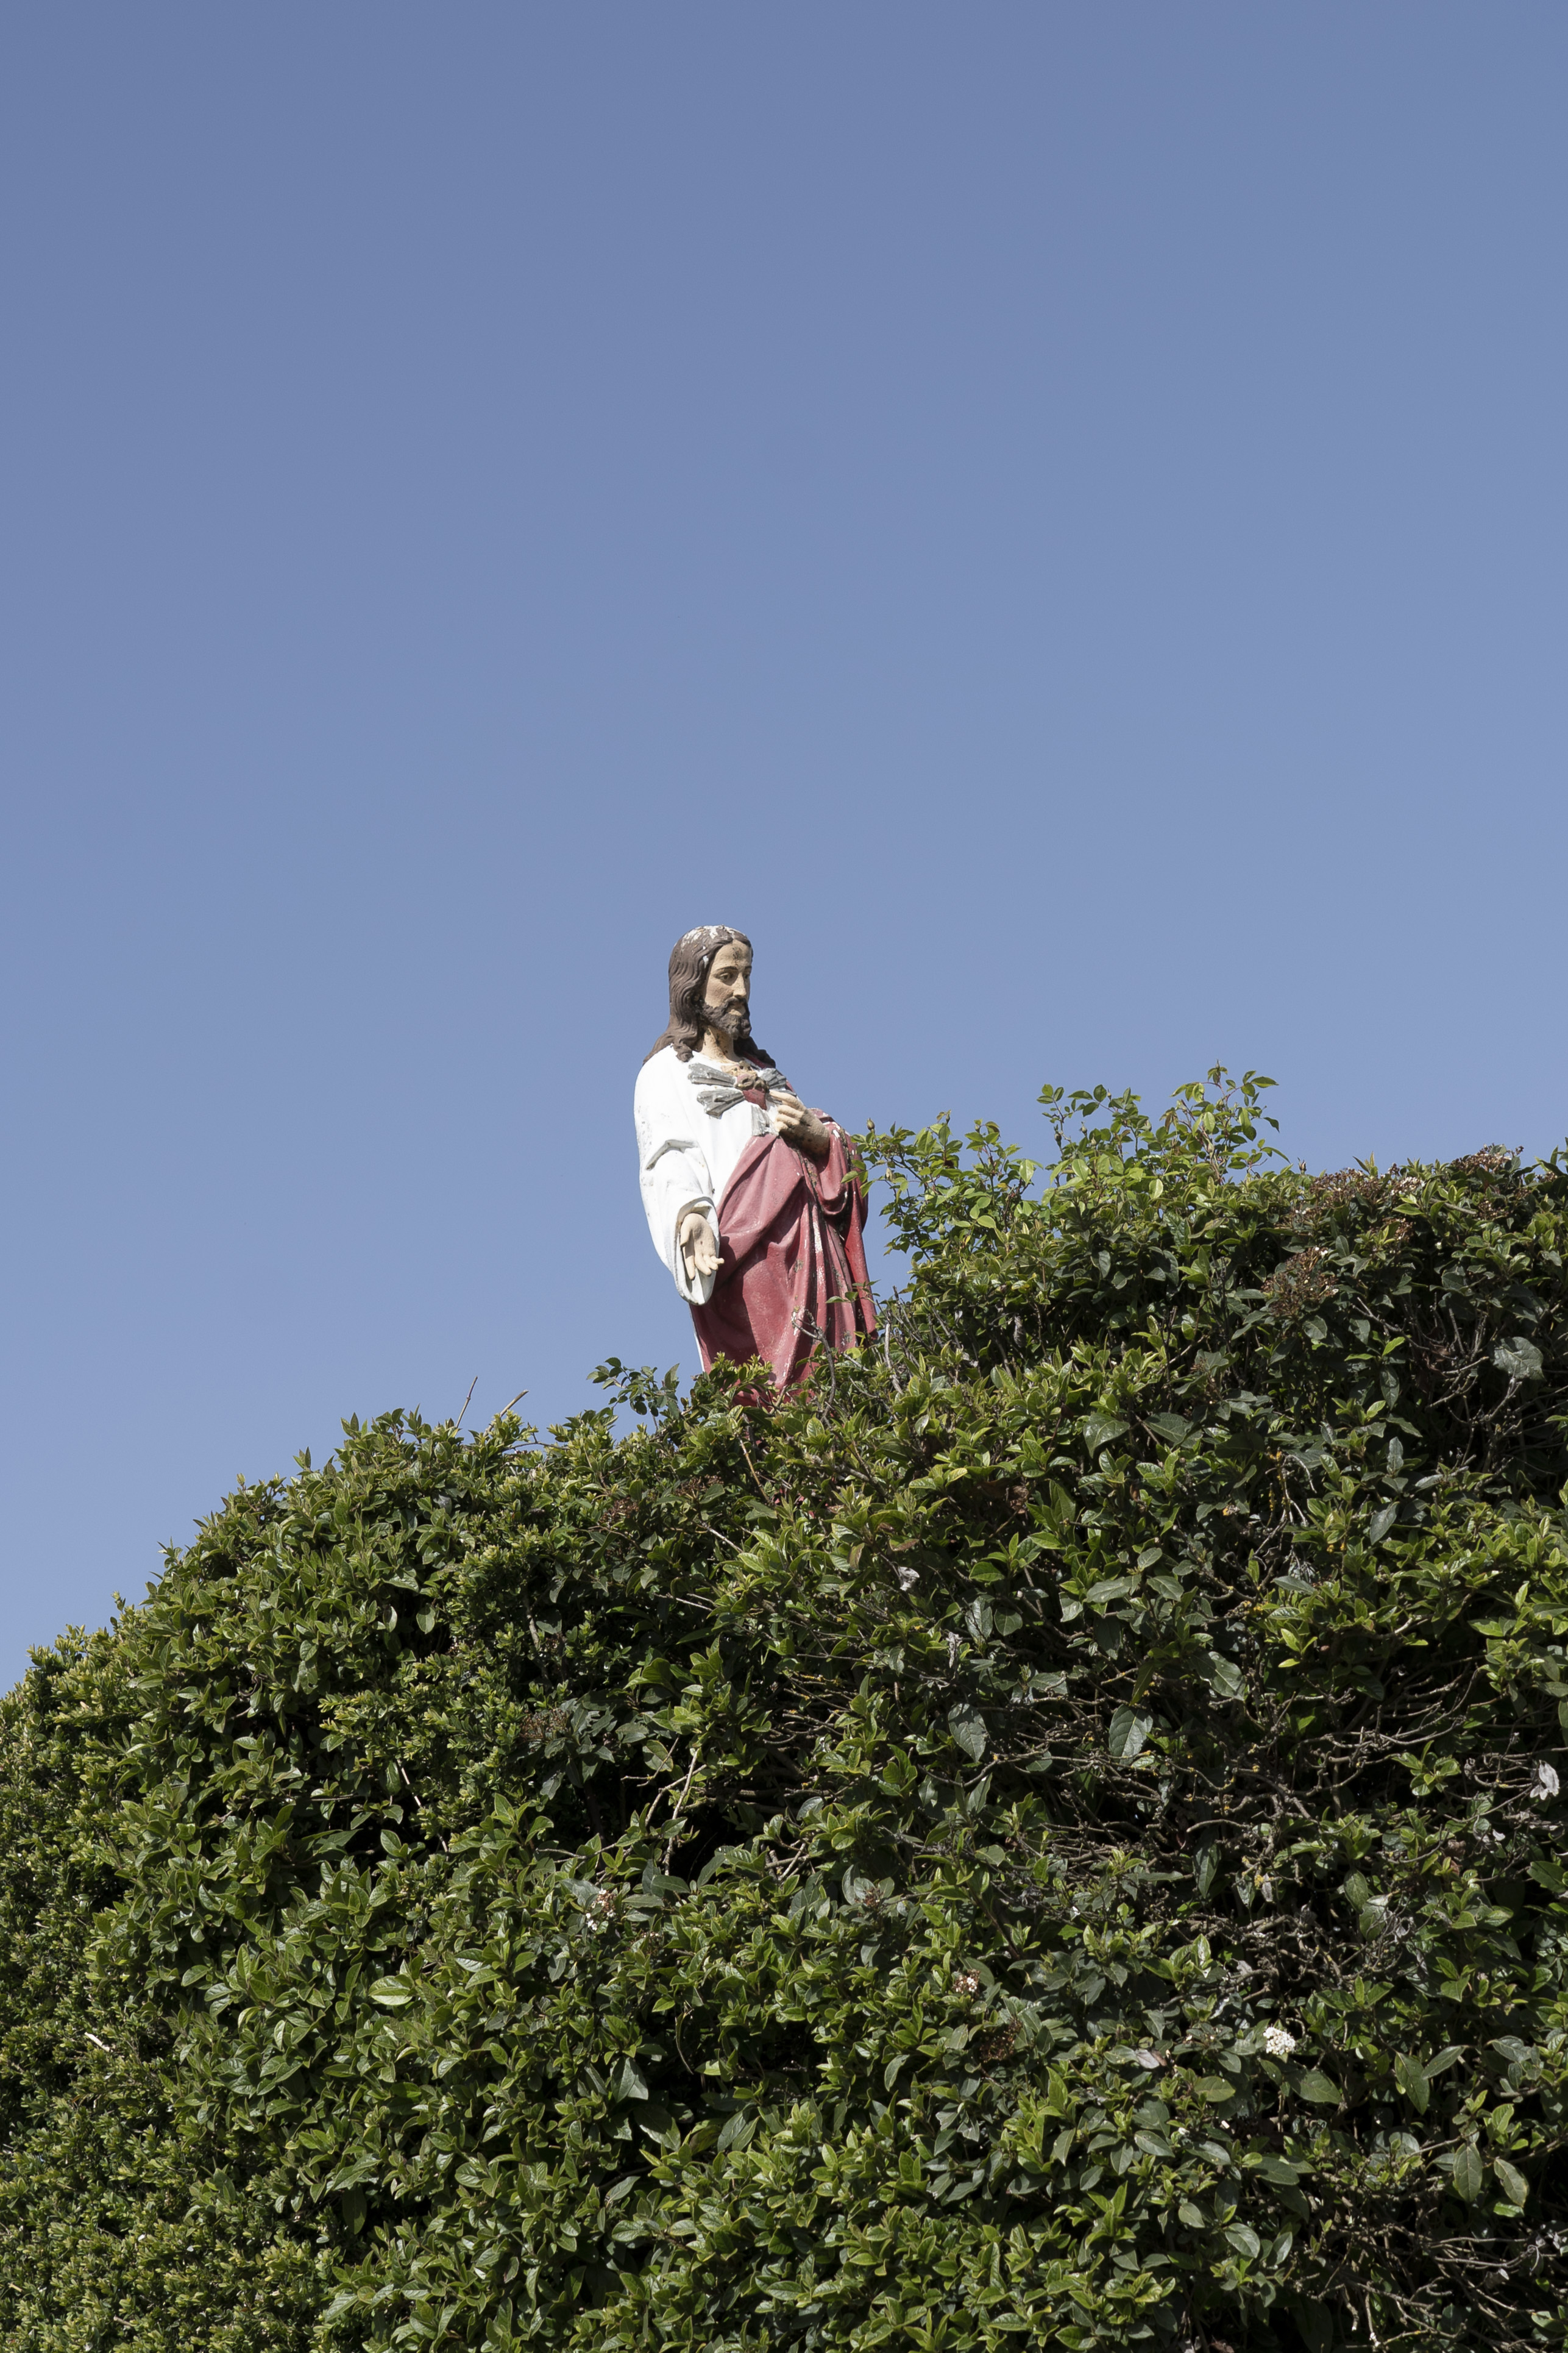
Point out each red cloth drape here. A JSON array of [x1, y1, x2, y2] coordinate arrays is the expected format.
[[689, 1111, 876, 1394]]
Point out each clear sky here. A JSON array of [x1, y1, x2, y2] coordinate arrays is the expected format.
[[2, 4, 1565, 1687]]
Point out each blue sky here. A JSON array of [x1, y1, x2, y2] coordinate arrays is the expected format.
[[2, 4, 1565, 1686]]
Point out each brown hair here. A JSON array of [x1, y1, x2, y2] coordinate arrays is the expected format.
[[644, 925, 772, 1065]]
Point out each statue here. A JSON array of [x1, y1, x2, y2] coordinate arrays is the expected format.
[[634, 925, 876, 1392]]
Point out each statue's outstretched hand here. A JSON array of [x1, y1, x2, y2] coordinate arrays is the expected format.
[[771, 1092, 832, 1160], [678, 1207, 721, 1284]]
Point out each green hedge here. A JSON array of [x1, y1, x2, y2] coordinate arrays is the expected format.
[[1, 1073, 1564, 2351]]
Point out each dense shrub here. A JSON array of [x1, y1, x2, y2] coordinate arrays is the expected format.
[[1, 1072, 1564, 2352]]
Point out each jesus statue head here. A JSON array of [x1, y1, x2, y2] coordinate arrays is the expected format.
[[646, 924, 773, 1067]]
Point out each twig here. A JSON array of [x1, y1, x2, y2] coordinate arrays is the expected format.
[[662, 1744, 702, 1868], [737, 1429, 768, 1495]]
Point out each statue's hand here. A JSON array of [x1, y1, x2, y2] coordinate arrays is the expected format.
[[678, 1206, 721, 1284], [772, 1092, 832, 1160]]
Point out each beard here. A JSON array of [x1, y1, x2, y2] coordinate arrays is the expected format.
[[704, 993, 754, 1048]]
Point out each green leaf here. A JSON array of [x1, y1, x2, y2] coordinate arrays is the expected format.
[[1296, 2070, 1340, 2106], [1394, 2053, 1430, 2113], [1108, 1707, 1152, 1761], [1493, 2156, 1529, 2206], [1252, 2154, 1300, 2186], [948, 1701, 988, 1760], [1294, 2301, 1334, 2353], [1197, 2076, 1236, 2102], [615, 2056, 649, 2102], [1492, 1336, 1543, 1382], [1452, 2142, 1486, 2202], [1044, 1479, 1076, 1529], [1224, 2223, 1260, 2261]]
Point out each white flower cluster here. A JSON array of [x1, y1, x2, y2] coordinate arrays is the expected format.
[[1263, 2025, 1298, 2059], [584, 1889, 617, 1935]]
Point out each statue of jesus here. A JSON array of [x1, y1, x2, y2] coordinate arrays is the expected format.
[[634, 925, 876, 1391]]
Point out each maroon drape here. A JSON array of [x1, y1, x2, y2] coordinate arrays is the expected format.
[[690, 1110, 876, 1394]]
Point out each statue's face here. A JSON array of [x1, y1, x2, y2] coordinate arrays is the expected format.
[[704, 939, 751, 1016]]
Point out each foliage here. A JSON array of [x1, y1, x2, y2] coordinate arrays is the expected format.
[[1, 1069, 1565, 2352]]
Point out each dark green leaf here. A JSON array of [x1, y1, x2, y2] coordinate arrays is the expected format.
[[1394, 2053, 1430, 2113], [1108, 1707, 1152, 1761], [1492, 1336, 1543, 1382], [948, 1701, 988, 1760]]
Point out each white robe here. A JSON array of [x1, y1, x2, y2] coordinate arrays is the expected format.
[[634, 1046, 784, 1306]]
